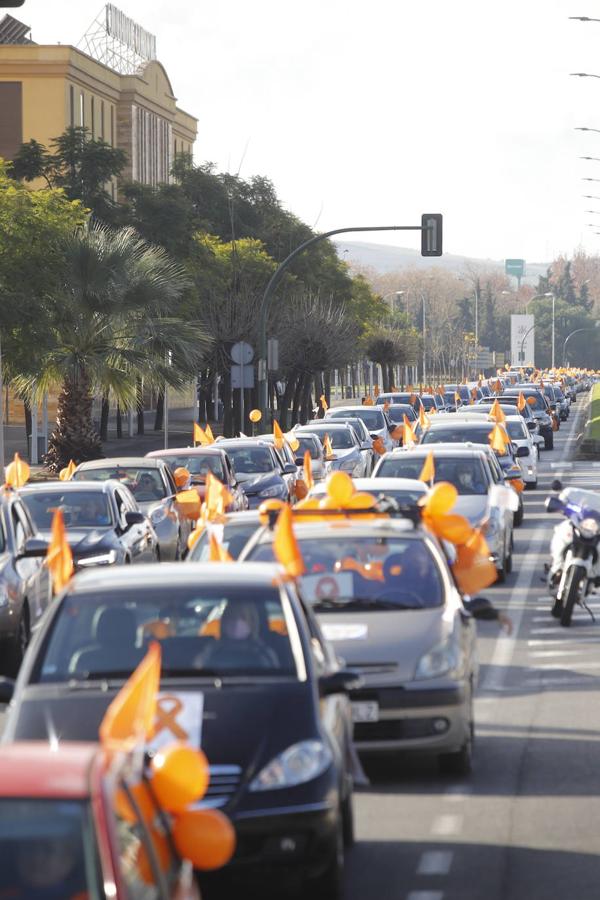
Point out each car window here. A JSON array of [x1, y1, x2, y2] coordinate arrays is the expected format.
[[422, 425, 494, 445], [11, 507, 27, 549], [304, 429, 354, 449], [0, 799, 101, 897], [249, 536, 443, 610], [188, 521, 259, 561], [21, 490, 112, 529], [386, 405, 416, 424], [226, 447, 275, 474], [74, 466, 167, 501], [155, 454, 226, 482], [35, 585, 301, 682], [507, 420, 527, 440], [328, 408, 384, 431], [296, 437, 322, 460], [376, 456, 489, 495]]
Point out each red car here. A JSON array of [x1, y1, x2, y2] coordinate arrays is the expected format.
[[0, 742, 200, 900], [146, 447, 248, 512]]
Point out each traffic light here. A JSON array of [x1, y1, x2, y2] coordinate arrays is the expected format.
[[421, 213, 443, 257]]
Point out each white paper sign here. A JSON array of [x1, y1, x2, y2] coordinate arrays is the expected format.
[[321, 623, 368, 642], [147, 691, 204, 753]]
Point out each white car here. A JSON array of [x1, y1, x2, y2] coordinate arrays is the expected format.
[[295, 422, 370, 478], [502, 414, 539, 489], [324, 405, 397, 453]]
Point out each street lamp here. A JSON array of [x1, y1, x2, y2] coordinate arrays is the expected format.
[[562, 323, 600, 365], [524, 292, 555, 368], [570, 16, 600, 22], [575, 127, 600, 134], [582, 178, 600, 182], [580, 157, 600, 161]]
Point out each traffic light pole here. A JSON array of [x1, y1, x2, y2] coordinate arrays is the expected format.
[[256, 218, 441, 421]]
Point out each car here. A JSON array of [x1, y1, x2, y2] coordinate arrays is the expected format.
[[324, 404, 397, 452], [0, 741, 200, 899], [385, 404, 422, 441], [292, 432, 328, 482], [503, 387, 555, 449], [300, 418, 374, 475], [254, 433, 300, 499], [2, 563, 358, 896], [497, 415, 538, 488], [241, 513, 494, 773], [418, 392, 447, 413], [19, 480, 158, 569], [472, 400, 545, 451], [308, 476, 427, 507], [295, 422, 370, 477], [375, 392, 422, 410], [542, 382, 569, 421], [0, 488, 52, 676], [186, 511, 262, 561], [373, 445, 515, 580], [146, 446, 248, 513], [73, 456, 193, 560], [215, 439, 295, 508]]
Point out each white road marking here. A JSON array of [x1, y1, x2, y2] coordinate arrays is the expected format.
[[417, 851, 454, 876], [526, 675, 599, 687], [530, 649, 587, 658], [407, 892, 444, 900], [528, 636, 600, 646], [530, 626, 600, 635], [535, 660, 600, 670], [431, 814, 463, 836]]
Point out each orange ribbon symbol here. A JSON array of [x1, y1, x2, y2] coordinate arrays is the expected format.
[[153, 695, 188, 741]]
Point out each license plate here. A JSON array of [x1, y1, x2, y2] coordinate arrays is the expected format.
[[351, 701, 379, 723]]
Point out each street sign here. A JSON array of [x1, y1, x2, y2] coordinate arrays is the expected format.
[[505, 259, 526, 279], [510, 314, 534, 366], [231, 341, 254, 365], [231, 365, 255, 389]]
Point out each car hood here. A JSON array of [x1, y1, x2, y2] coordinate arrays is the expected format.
[[6, 679, 315, 809], [38, 528, 115, 557], [235, 472, 280, 493], [317, 607, 447, 683], [452, 495, 489, 526]]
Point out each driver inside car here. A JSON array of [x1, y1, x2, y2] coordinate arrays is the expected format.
[[206, 601, 279, 668]]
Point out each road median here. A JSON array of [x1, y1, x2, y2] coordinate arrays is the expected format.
[[576, 384, 600, 459]]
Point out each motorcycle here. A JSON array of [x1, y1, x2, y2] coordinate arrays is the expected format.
[[545, 480, 600, 627]]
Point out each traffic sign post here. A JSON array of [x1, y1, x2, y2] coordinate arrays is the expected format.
[[231, 342, 255, 434], [505, 259, 526, 288]]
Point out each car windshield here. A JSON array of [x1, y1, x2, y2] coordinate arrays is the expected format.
[[506, 392, 545, 411], [226, 447, 274, 474], [74, 466, 167, 501], [376, 456, 489, 495], [248, 536, 443, 610], [36, 586, 299, 681], [308, 429, 355, 449], [188, 521, 259, 561], [387, 405, 417, 424], [21, 490, 112, 529], [158, 454, 225, 481], [422, 425, 493, 445], [0, 799, 100, 896], [296, 437, 321, 460], [329, 409, 384, 430], [420, 396, 437, 410], [507, 420, 527, 439]]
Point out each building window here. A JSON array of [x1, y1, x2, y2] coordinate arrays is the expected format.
[[80, 92, 85, 128], [91, 97, 95, 138], [100, 101, 105, 140], [110, 105, 114, 146], [69, 85, 74, 127]]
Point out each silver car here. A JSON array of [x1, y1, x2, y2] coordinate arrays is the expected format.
[[73, 457, 192, 560], [295, 422, 369, 478], [292, 432, 328, 482], [324, 405, 397, 453], [301, 417, 374, 475], [242, 516, 487, 774]]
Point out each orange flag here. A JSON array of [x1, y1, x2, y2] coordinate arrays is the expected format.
[[303, 450, 314, 492], [205, 423, 215, 443], [273, 420, 285, 450], [285, 431, 300, 453], [363, 396, 374, 406], [99, 642, 161, 752], [193, 423, 211, 446], [59, 459, 77, 482], [4, 453, 30, 488], [208, 532, 234, 562], [320, 394, 328, 412], [489, 424, 508, 455], [517, 392, 526, 412], [490, 398, 506, 424], [403, 415, 417, 448], [419, 405, 428, 429], [205, 471, 233, 518], [374, 385, 380, 398], [323, 434, 335, 460], [419, 450, 435, 485], [452, 530, 497, 594], [46, 509, 74, 593], [273, 505, 306, 579]]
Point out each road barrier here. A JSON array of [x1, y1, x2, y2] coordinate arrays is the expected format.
[[578, 383, 600, 458]]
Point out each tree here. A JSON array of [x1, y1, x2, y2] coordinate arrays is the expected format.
[[11, 127, 126, 221], [14, 223, 211, 470]]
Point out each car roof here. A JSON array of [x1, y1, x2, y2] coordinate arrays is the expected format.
[[256, 517, 418, 540], [312, 476, 426, 493], [19, 480, 117, 494], [147, 446, 225, 458], [298, 421, 354, 431], [329, 405, 384, 412], [0, 742, 98, 798], [77, 457, 165, 469], [426, 419, 493, 429], [216, 439, 272, 448], [68, 561, 284, 593], [383, 445, 486, 459]]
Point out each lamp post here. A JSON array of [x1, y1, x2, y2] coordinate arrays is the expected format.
[[519, 323, 535, 365], [562, 323, 600, 366], [522, 292, 555, 368]]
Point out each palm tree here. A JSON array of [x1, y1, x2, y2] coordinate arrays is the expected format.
[[14, 222, 211, 471]]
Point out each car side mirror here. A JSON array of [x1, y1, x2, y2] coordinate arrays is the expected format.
[[319, 669, 363, 696], [551, 479, 563, 492], [369, 433, 379, 441], [0, 678, 14, 705], [294, 457, 304, 467], [124, 511, 145, 528], [526, 420, 536, 430], [515, 446, 528, 458], [361, 440, 372, 451], [283, 463, 297, 475], [545, 496, 563, 513], [465, 596, 498, 621], [18, 536, 49, 558]]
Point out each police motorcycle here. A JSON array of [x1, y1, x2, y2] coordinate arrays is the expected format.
[[545, 481, 600, 626]]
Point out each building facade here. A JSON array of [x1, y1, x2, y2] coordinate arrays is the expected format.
[[0, 16, 197, 197]]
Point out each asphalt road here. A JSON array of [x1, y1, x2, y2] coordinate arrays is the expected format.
[[344, 396, 600, 900]]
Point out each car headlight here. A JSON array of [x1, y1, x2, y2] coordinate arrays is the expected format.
[[77, 550, 118, 567], [150, 505, 168, 525], [415, 635, 463, 680], [579, 517, 600, 539], [259, 484, 285, 498], [249, 740, 333, 791]]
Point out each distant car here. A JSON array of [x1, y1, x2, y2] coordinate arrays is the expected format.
[[3, 563, 358, 896], [0, 489, 52, 676], [301, 418, 374, 475], [0, 742, 200, 899], [503, 387, 554, 450], [325, 405, 397, 452], [454, 409, 540, 488], [146, 446, 248, 513], [216, 439, 295, 507], [375, 392, 422, 410], [295, 422, 370, 477], [418, 393, 447, 413], [254, 433, 300, 499], [292, 432, 328, 482], [73, 456, 193, 560], [19, 481, 158, 569], [472, 400, 545, 451], [186, 511, 262, 561]]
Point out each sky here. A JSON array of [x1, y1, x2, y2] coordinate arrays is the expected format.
[[15, 0, 600, 264]]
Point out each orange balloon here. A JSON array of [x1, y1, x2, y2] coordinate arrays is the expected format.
[[428, 513, 472, 544], [137, 825, 171, 883], [326, 471, 354, 505], [420, 481, 457, 517], [150, 744, 209, 813], [295, 478, 308, 500], [293, 497, 321, 510], [173, 467, 190, 489], [347, 492, 376, 509], [258, 498, 286, 523], [172, 808, 236, 871], [249, 409, 262, 423]]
